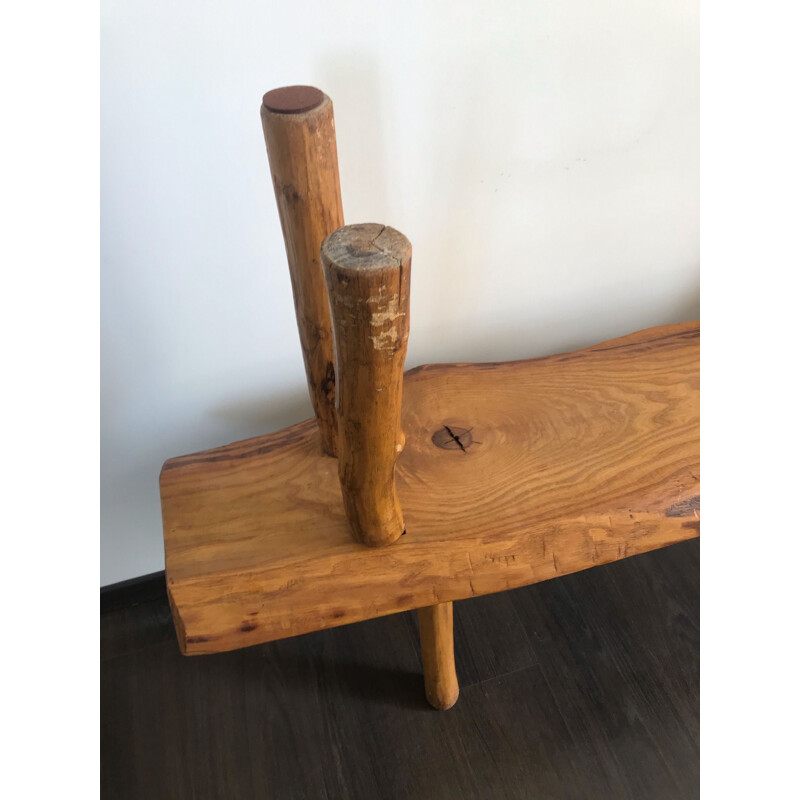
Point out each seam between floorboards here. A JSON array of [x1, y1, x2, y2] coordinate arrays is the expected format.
[[461, 661, 543, 691]]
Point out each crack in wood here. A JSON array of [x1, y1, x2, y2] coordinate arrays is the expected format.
[[432, 425, 473, 452], [444, 425, 467, 453]]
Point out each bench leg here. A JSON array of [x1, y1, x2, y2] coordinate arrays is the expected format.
[[418, 601, 459, 710]]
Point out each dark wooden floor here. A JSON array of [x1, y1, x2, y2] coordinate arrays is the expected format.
[[101, 539, 699, 800]]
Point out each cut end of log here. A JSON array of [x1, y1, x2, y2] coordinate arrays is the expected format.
[[262, 85, 325, 114], [322, 223, 411, 272]]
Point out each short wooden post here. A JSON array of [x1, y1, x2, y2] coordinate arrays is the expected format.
[[261, 86, 344, 457], [418, 602, 459, 710], [322, 223, 411, 547]]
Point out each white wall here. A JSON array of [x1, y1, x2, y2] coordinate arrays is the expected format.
[[101, 0, 698, 586]]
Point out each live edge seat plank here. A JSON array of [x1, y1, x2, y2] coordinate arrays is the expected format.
[[161, 321, 699, 655]]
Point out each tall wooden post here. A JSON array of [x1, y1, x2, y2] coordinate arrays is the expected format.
[[261, 86, 344, 457], [322, 223, 411, 547]]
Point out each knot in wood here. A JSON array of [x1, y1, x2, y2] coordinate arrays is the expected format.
[[432, 426, 473, 452]]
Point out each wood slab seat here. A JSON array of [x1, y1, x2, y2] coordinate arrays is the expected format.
[[161, 321, 699, 656]]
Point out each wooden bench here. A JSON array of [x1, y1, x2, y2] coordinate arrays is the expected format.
[[160, 86, 699, 710]]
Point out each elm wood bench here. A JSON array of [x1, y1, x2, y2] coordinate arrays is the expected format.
[[160, 86, 700, 710]]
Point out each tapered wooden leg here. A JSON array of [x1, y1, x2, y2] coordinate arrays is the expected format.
[[418, 602, 459, 710]]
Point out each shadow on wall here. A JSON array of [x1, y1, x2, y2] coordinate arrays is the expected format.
[[209, 282, 699, 441], [210, 46, 700, 441], [313, 46, 492, 341], [407, 279, 700, 367], [306, 45, 699, 370], [209, 384, 313, 441], [313, 50, 391, 223]]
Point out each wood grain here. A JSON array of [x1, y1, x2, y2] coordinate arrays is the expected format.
[[322, 224, 412, 546], [418, 602, 459, 709], [261, 88, 344, 456], [160, 321, 700, 655]]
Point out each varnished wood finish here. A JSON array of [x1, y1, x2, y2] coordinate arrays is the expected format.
[[102, 540, 700, 799], [418, 602, 459, 709], [262, 85, 325, 114], [160, 321, 699, 655], [322, 224, 412, 546], [261, 87, 344, 456]]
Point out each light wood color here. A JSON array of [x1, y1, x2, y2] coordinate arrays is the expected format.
[[160, 321, 700, 656], [418, 602, 459, 710], [322, 224, 412, 546], [261, 86, 344, 457]]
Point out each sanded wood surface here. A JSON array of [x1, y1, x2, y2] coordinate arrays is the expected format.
[[261, 88, 344, 456], [161, 321, 699, 655], [323, 224, 412, 546]]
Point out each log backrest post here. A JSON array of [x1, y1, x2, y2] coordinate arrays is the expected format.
[[261, 86, 344, 457], [322, 224, 412, 547]]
